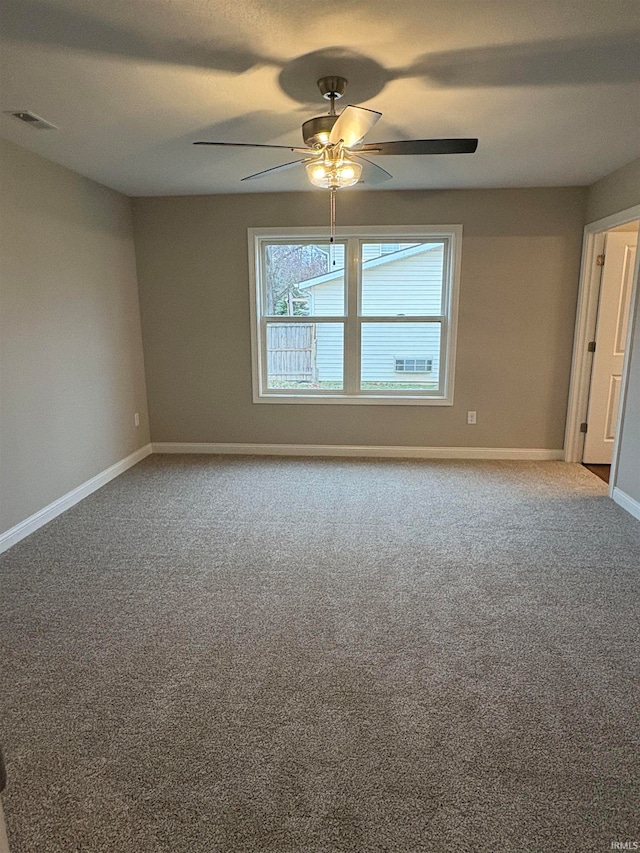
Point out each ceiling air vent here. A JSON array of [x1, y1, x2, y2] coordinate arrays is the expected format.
[[7, 111, 57, 130]]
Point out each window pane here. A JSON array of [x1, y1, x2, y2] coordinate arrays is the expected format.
[[266, 322, 344, 390], [262, 243, 345, 316], [360, 241, 444, 316], [360, 322, 441, 390]]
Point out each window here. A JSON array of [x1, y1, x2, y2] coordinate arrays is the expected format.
[[249, 226, 461, 405], [395, 358, 433, 373]]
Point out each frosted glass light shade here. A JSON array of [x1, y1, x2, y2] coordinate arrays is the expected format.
[[306, 158, 362, 189]]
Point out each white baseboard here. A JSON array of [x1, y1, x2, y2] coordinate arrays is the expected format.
[[151, 442, 564, 461], [0, 444, 152, 554], [0, 442, 574, 554], [612, 487, 640, 522]]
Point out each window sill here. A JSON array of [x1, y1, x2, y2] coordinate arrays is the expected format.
[[253, 393, 454, 406]]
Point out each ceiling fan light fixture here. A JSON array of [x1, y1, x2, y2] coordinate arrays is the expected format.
[[305, 157, 362, 189], [194, 72, 478, 197]]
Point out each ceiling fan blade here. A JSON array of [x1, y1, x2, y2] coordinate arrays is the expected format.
[[241, 159, 309, 182], [358, 139, 478, 156], [194, 141, 310, 153], [329, 105, 382, 148], [350, 155, 393, 185]]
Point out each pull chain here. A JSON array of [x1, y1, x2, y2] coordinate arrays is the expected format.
[[329, 188, 337, 265]]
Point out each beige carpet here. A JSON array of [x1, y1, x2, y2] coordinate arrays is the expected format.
[[0, 456, 639, 852]]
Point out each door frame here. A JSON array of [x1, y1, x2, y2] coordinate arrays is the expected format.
[[564, 204, 640, 494]]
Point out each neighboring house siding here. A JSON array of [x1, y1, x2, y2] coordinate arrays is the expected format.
[[315, 324, 344, 383], [308, 245, 443, 383], [305, 271, 345, 383], [308, 277, 345, 315], [360, 323, 440, 384], [361, 245, 443, 316]]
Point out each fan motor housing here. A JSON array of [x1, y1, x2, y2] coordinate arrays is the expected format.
[[302, 115, 338, 148]]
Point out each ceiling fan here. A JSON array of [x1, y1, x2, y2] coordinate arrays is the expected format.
[[194, 76, 478, 191]]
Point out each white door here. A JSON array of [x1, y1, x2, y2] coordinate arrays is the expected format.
[[584, 229, 638, 463]]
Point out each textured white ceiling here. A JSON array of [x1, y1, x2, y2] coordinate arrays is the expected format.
[[1, 0, 639, 195]]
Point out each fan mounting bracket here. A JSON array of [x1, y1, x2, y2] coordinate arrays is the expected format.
[[317, 76, 348, 101]]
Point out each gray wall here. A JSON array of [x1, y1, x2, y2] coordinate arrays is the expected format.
[[586, 156, 640, 224], [587, 156, 640, 504], [0, 139, 150, 534], [133, 187, 586, 450]]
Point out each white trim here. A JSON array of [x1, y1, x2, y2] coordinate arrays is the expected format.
[[612, 487, 640, 522], [564, 230, 605, 462], [586, 206, 640, 235], [250, 392, 452, 406], [152, 442, 563, 460], [444, 225, 462, 406], [609, 234, 640, 496], [0, 444, 152, 554], [565, 205, 640, 465], [248, 225, 465, 239]]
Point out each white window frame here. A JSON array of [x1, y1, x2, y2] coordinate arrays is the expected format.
[[248, 225, 462, 405]]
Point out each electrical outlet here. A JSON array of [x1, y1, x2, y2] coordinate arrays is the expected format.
[[134, 412, 140, 427], [467, 411, 477, 424]]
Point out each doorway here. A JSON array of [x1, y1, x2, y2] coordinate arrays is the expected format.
[[565, 205, 640, 493]]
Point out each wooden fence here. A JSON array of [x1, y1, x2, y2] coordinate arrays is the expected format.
[[267, 323, 317, 383]]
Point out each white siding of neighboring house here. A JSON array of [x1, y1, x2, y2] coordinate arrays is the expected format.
[[306, 245, 443, 384], [314, 323, 345, 384], [305, 270, 345, 384], [361, 242, 418, 261]]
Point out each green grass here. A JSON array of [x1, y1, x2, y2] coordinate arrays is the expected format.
[[360, 381, 439, 391], [267, 380, 439, 391]]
